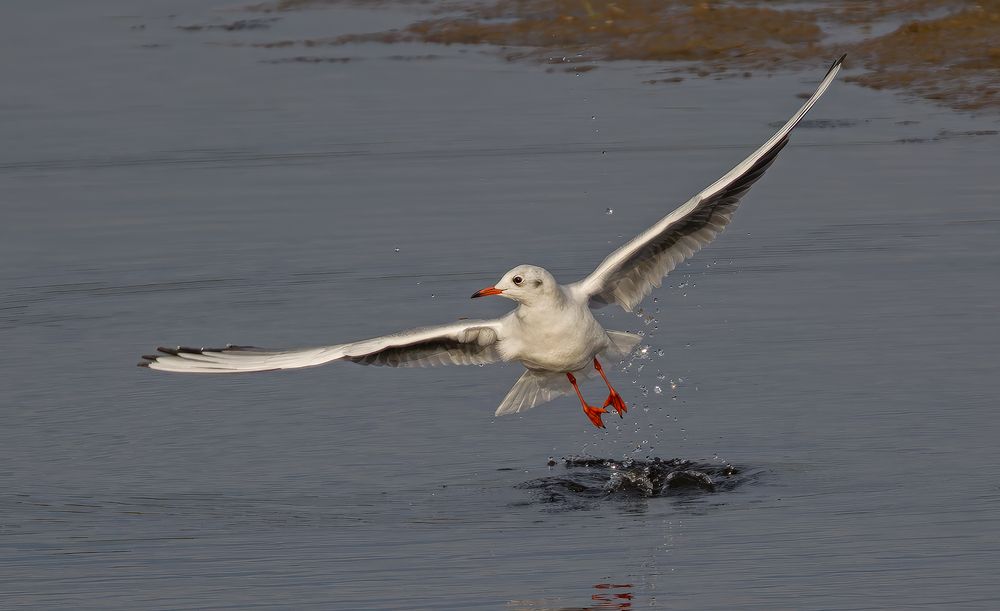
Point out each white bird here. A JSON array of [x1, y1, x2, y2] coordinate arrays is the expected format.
[[140, 56, 844, 428]]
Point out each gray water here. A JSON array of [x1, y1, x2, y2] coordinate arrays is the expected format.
[[2, 1, 999, 609]]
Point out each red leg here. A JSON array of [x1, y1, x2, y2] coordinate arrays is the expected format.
[[567, 372, 607, 429], [594, 358, 627, 417]]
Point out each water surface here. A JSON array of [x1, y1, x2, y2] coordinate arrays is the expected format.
[[1, 1, 999, 609]]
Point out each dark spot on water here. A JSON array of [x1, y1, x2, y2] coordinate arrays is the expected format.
[[516, 456, 751, 511], [938, 129, 998, 138], [386, 54, 442, 61], [177, 19, 278, 32], [896, 129, 997, 145], [253, 40, 298, 48], [643, 76, 684, 85], [261, 56, 355, 64]]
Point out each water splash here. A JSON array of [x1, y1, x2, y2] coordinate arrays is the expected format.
[[516, 456, 749, 510]]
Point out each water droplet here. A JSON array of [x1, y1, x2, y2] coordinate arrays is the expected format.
[[605, 207, 614, 215], [591, 115, 597, 120]]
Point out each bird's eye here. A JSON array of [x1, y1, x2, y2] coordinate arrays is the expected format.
[[513, 276, 524, 286]]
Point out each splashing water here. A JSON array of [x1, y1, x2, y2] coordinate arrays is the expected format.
[[516, 456, 750, 510]]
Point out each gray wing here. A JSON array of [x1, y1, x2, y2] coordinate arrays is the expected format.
[[571, 55, 844, 312], [139, 319, 505, 373]]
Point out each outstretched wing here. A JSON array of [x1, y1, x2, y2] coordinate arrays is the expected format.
[[139, 319, 505, 373], [571, 55, 845, 312]]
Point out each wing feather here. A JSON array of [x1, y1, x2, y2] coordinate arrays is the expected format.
[[572, 55, 844, 311], [139, 319, 505, 373]]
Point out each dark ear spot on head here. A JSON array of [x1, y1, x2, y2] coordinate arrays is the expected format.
[[533, 279, 543, 287]]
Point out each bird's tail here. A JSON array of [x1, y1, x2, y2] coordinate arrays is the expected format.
[[603, 330, 642, 360], [495, 369, 577, 416]]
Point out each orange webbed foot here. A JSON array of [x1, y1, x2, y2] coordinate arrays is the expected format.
[[603, 390, 627, 418], [582, 404, 608, 429], [567, 371, 609, 429]]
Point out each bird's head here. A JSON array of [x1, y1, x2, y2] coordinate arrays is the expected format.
[[471, 265, 558, 306]]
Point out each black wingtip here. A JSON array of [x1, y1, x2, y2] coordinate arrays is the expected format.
[[827, 53, 846, 76], [224, 345, 260, 352]]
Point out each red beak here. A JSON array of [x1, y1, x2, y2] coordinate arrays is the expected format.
[[471, 286, 503, 299]]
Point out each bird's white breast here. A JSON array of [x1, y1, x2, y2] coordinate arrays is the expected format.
[[500, 300, 608, 373]]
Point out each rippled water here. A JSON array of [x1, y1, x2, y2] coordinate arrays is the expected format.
[[518, 457, 751, 509], [1, 1, 999, 609]]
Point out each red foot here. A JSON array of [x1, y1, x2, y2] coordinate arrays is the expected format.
[[593, 357, 628, 418], [604, 390, 628, 417], [567, 372, 608, 429], [583, 404, 609, 429]]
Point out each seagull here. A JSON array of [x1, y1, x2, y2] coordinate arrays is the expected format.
[[140, 56, 844, 428]]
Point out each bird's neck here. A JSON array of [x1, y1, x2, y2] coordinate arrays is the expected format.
[[514, 287, 569, 320]]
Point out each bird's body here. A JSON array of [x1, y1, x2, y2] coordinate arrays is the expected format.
[[140, 56, 845, 428], [496, 278, 611, 373]]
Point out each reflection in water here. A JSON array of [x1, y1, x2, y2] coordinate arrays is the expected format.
[[509, 583, 634, 610], [517, 456, 750, 512]]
